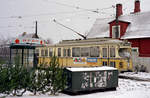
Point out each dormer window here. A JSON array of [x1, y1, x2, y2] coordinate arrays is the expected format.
[[112, 25, 120, 38]]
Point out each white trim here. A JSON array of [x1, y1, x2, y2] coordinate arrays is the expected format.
[[132, 47, 139, 53], [112, 25, 120, 38]]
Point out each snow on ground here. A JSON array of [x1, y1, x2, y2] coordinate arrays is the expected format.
[[120, 72, 150, 80], [4, 72, 150, 98]]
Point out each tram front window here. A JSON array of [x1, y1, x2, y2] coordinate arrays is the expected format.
[[119, 48, 130, 58]]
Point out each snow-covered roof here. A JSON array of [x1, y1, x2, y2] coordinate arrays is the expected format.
[[66, 66, 117, 72], [88, 18, 113, 38], [89, 11, 150, 39], [120, 11, 150, 39]]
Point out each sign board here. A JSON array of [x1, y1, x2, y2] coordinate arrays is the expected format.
[[12, 38, 46, 45], [73, 57, 86, 64], [87, 58, 97, 62]]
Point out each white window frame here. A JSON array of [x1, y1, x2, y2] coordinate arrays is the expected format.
[[131, 47, 139, 53], [112, 25, 120, 38]]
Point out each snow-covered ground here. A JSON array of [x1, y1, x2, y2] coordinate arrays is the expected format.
[[4, 72, 150, 98], [120, 72, 150, 81]]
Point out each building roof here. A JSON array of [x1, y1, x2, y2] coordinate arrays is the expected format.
[[88, 11, 150, 39], [87, 18, 113, 38], [120, 11, 150, 39]]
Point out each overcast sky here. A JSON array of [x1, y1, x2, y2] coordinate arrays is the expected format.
[[0, 0, 150, 43]]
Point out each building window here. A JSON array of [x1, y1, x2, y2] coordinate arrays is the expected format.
[[72, 47, 80, 57], [110, 62, 116, 68], [103, 61, 107, 66], [110, 48, 115, 57], [132, 48, 138, 52], [112, 25, 120, 38], [90, 47, 99, 57], [49, 48, 53, 57], [58, 48, 61, 57], [102, 48, 107, 58]]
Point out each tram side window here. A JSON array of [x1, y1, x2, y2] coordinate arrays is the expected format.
[[63, 49, 67, 57], [72, 47, 80, 57], [63, 48, 71, 57], [102, 48, 107, 58], [81, 47, 90, 57], [49, 48, 53, 57], [110, 48, 115, 57], [90, 47, 99, 57], [67, 49, 70, 57], [58, 48, 61, 57]]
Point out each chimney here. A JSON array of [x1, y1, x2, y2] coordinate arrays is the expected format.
[[116, 4, 123, 17], [134, 0, 141, 13]]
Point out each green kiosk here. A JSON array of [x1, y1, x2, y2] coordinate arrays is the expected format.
[[10, 32, 45, 68]]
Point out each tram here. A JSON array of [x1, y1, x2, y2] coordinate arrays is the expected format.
[[36, 38, 133, 72]]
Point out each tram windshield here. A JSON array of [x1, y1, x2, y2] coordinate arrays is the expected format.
[[119, 48, 131, 58]]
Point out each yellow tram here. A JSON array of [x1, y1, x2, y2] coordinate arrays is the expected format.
[[36, 38, 133, 72]]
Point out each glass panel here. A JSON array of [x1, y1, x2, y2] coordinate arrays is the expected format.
[[35, 49, 39, 56], [102, 48, 107, 57], [45, 49, 48, 56], [119, 48, 130, 58], [67, 49, 70, 57], [28, 49, 34, 67], [81, 47, 90, 57], [23, 49, 28, 67], [63, 49, 66, 57], [11, 49, 22, 65], [110, 48, 115, 57], [49, 48, 53, 57], [72, 47, 80, 57], [58, 48, 61, 57], [90, 47, 99, 57]]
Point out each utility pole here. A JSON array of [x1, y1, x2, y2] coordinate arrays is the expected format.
[[34, 21, 39, 38]]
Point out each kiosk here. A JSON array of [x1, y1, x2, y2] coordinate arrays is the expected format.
[[10, 33, 45, 68]]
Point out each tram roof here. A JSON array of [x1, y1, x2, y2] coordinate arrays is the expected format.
[[54, 38, 127, 46]]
